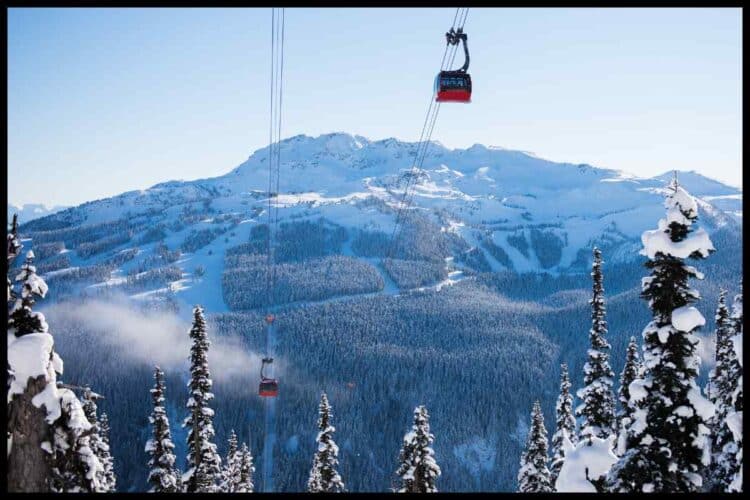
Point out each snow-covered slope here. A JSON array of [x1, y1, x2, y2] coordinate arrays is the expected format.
[[16, 132, 742, 311]]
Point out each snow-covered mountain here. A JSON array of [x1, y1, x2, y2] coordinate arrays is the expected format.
[[15, 131, 742, 319], [7, 203, 69, 224], [24, 132, 741, 273]]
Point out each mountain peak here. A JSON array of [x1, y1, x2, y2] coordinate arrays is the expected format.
[[651, 170, 741, 196]]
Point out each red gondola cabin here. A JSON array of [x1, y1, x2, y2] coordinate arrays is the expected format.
[[258, 357, 277, 397], [435, 71, 472, 103], [434, 27, 471, 103], [259, 378, 279, 397]]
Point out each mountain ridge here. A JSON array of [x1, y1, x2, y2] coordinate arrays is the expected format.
[[16, 132, 742, 280]]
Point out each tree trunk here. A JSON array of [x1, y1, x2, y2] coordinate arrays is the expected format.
[[7, 374, 52, 492]]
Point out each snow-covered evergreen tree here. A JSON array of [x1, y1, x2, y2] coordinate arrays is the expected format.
[[615, 336, 642, 455], [707, 290, 732, 405], [7, 213, 22, 301], [182, 306, 222, 492], [718, 283, 742, 492], [6, 214, 21, 412], [307, 392, 345, 493], [705, 289, 736, 491], [518, 400, 553, 492], [395, 405, 441, 493], [576, 247, 616, 442], [731, 280, 743, 335], [7, 238, 93, 492], [220, 429, 242, 492], [606, 178, 715, 493], [237, 443, 255, 493], [50, 388, 104, 492], [146, 366, 180, 493], [98, 412, 117, 492], [9, 250, 49, 336], [82, 387, 110, 492], [550, 364, 576, 484]]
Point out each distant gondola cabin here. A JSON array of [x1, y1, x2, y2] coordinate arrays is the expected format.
[[259, 378, 278, 397]]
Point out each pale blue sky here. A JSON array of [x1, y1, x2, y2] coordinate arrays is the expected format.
[[8, 7, 742, 207]]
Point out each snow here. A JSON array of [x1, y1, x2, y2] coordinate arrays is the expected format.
[[554, 435, 618, 492], [58, 387, 92, 432], [673, 405, 694, 417], [628, 379, 649, 404], [671, 306, 706, 332], [732, 333, 743, 367], [25, 272, 49, 298], [729, 467, 743, 493], [668, 186, 699, 219], [686, 386, 714, 421], [726, 411, 742, 443], [704, 194, 743, 201], [32, 382, 62, 423], [7, 332, 55, 400], [640, 222, 714, 259], [51, 351, 64, 375], [656, 325, 672, 343]]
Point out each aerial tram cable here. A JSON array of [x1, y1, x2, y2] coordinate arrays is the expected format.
[[259, 7, 284, 494], [391, 8, 469, 229], [386, 8, 463, 260], [405, 8, 470, 203], [261, 7, 283, 399], [397, 8, 470, 225], [386, 8, 470, 261], [400, 9, 471, 215], [435, 9, 471, 103]]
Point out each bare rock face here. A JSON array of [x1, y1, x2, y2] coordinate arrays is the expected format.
[[7, 374, 52, 492]]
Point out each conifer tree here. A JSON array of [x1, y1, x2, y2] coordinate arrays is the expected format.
[[50, 389, 104, 492], [576, 247, 616, 441], [705, 290, 736, 490], [717, 283, 742, 492], [550, 364, 576, 484], [731, 280, 743, 335], [7, 217, 99, 493], [707, 290, 732, 405], [220, 429, 242, 492], [396, 405, 441, 493], [606, 178, 715, 492], [98, 412, 117, 492], [146, 366, 180, 493], [7, 239, 82, 492], [9, 250, 49, 336], [518, 400, 553, 493], [182, 306, 221, 492], [237, 443, 255, 493], [6, 214, 21, 404], [82, 388, 109, 492], [615, 337, 642, 455], [6, 213, 22, 301], [307, 392, 345, 492], [729, 283, 742, 416]]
